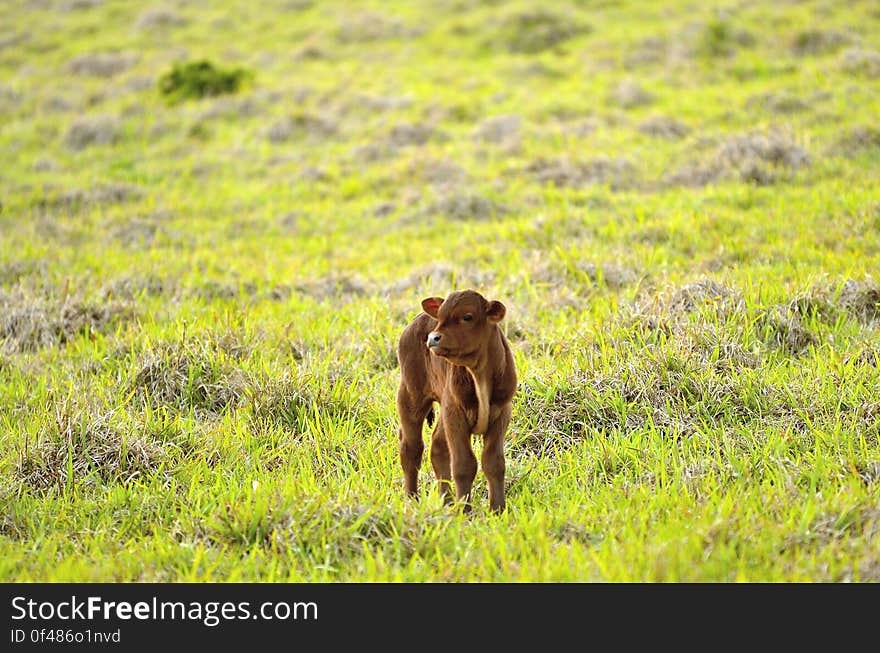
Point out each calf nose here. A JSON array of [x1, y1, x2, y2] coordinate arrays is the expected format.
[[427, 332, 442, 347]]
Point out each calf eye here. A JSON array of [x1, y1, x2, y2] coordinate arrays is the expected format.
[[462, 314, 473, 322]]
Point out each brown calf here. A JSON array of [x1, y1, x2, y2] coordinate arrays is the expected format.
[[396, 290, 517, 512]]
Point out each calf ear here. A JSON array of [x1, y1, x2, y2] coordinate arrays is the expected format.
[[421, 297, 444, 318], [486, 300, 506, 323]]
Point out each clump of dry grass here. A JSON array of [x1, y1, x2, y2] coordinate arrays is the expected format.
[[631, 278, 819, 356], [246, 371, 363, 432], [841, 48, 880, 78], [35, 184, 143, 213], [837, 279, 880, 323], [134, 6, 187, 31], [696, 18, 755, 58], [745, 91, 809, 115], [67, 52, 136, 77], [130, 337, 250, 417], [557, 117, 599, 139], [265, 112, 337, 143], [667, 279, 741, 316], [509, 273, 880, 455], [357, 94, 413, 111], [472, 114, 521, 145], [527, 156, 636, 191], [425, 188, 505, 221], [196, 93, 265, 121], [61, 0, 103, 11], [758, 306, 818, 355], [0, 260, 47, 288], [295, 274, 371, 301], [485, 9, 590, 54], [624, 36, 674, 68], [335, 12, 421, 43], [527, 257, 638, 291], [511, 352, 779, 457], [831, 126, 880, 157], [386, 122, 437, 147], [354, 121, 440, 161], [189, 279, 257, 301], [844, 347, 880, 368], [666, 129, 810, 187], [790, 29, 850, 56], [776, 278, 880, 331], [0, 83, 21, 113], [101, 275, 170, 300], [111, 219, 161, 249], [804, 278, 880, 324], [15, 405, 167, 492], [637, 116, 690, 139], [0, 288, 134, 354], [717, 131, 810, 177], [382, 263, 495, 296], [609, 79, 654, 109], [64, 114, 121, 150], [404, 156, 467, 186]]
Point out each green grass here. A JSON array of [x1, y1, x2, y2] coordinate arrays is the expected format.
[[1, 0, 879, 581]]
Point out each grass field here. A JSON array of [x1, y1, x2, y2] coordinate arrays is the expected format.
[[1, 0, 879, 581]]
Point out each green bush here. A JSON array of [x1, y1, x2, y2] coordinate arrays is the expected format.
[[158, 59, 252, 104]]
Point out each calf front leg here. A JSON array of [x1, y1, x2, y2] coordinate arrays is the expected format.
[[397, 386, 428, 497], [442, 404, 477, 511], [482, 403, 511, 513]]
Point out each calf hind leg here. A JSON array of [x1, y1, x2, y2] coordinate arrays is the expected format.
[[443, 406, 478, 511], [429, 417, 453, 502], [481, 404, 511, 513]]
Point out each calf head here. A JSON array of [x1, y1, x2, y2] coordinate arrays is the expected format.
[[421, 290, 506, 365]]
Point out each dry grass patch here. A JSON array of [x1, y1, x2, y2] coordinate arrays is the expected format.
[[265, 111, 338, 143], [666, 279, 742, 316], [637, 115, 690, 139], [472, 114, 521, 145], [831, 126, 880, 157], [745, 91, 810, 115], [696, 18, 755, 58], [609, 79, 654, 109], [757, 306, 818, 355], [130, 336, 251, 417], [665, 129, 810, 187], [0, 288, 134, 354], [134, 6, 187, 31], [387, 122, 438, 147], [382, 263, 495, 296], [354, 121, 441, 161], [295, 274, 371, 301], [34, 184, 143, 213], [527, 257, 639, 291], [484, 9, 590, 54], [67, 52, 137, 77], [802, 278, 880, 324], [336, 12, 422, 43], [425, 187, 505, 222], [101, 275, 171, 301], [64, 113, 121, 150], [246, 372, 364, 433], [841, 48, 880, 78], [404, 156, 468, 186], [15, 406, 167, 492], [790, 29, 850, 56], [527, 156, 637, 191]]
